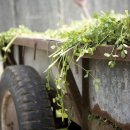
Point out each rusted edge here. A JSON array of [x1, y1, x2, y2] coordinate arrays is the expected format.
[[91, 104, 130, 130]]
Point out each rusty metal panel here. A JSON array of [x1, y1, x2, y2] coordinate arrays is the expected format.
[[88, 120, 114, 130], [89, 59, 130, 129]]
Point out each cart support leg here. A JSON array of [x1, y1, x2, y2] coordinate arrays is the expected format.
[[82, 58, 90, 130], [66, 69, 82, 125]]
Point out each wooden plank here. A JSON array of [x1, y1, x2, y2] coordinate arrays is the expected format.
[[13, 36, 63, 53], [66, 69, 82, 125], [14, 37, 130, 61], [83, 45, 130, 61]]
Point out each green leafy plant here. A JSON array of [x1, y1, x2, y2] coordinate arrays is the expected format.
[[0, 25, 33, 61], [45, 11, 130, 122]]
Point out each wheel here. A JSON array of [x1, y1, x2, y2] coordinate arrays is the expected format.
[[0, 65, 55, 130]]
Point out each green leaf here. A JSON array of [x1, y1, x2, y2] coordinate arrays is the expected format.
[[88, 114, 94, 120], [112, 54, 119, 58], [121, 51, 126, 58], [104, 53, 111, 57], [93, 78, 101, 92], [108, 61, 116, 68], [82, 37, 87, 42], [84, 71, 89, 78], [66, 65, 70, 71], [87, 48, 95, 55], [57, 85, 61, 89], [123, 44, 128, 48], [50, 45, 56, 49], [117, 44, 123, 50], [124, 50, 128, 55]]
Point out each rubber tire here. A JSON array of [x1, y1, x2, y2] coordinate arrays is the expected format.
[[0, 65, 55, 130]]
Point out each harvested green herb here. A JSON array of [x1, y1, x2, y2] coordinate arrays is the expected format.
[[46, 11, 130, 121]]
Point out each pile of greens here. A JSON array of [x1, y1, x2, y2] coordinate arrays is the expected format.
[[48, 11, 130, 69], [0, 11, 130, 125], [44, 11, 130, 123], [1, 11, 130, 63]]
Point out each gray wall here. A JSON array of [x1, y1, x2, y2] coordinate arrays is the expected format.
[[0, 0, 15, 31], [0, 0, 81, 32], [0, 0, 130, 32], [87, 0, 130, 15]]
